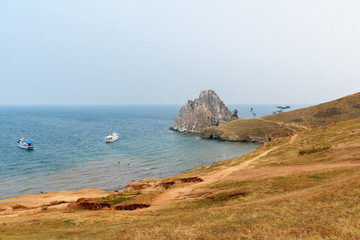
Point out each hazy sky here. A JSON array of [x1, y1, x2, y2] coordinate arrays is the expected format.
[[1, 0, 359, 105]]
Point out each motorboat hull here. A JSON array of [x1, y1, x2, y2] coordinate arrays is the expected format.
[[105, 138, 118, 143], [17, 143, 34, 150], [17, 138, 34, 150], [105, 133, 119, 143]]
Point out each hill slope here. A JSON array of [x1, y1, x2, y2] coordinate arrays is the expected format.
[[1, 116, 360, 239], [201, 92, 360, 142]]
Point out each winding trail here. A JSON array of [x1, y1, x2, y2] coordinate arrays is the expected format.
[[151, 146, 279, 209], [151, 133, 302, 209], [289, 133, 298, 144], [258, 117, 310, 131]]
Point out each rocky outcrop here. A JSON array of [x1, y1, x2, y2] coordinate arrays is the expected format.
[[170, 90, 236, 133]]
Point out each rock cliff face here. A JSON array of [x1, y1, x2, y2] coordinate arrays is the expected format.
[[170, 90, 236, 133]]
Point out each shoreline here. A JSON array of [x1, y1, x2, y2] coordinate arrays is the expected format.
[[1, 139, 260, 201], [0, 137, 262, 214], [1, 117, 359, 239]]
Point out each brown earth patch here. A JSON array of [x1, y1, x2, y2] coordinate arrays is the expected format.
[[67, 198, 150, 211], [126, 177, 203, 192], [12, 204, 27, 210], [112, 203, 150, 211], [0, 188, 112, 216], [67, 198, 111, 210]]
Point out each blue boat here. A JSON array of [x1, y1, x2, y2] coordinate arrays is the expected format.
[[17, 138, 34, 150]]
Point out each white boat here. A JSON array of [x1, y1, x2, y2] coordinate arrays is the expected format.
[[17, 138, 34, 150], [105, 133, 119, 143]]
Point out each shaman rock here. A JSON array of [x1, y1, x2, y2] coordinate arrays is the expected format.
[[170, 90, 236, 133]]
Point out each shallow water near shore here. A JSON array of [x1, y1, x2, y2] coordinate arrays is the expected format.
[[0, 104, 308, 199]]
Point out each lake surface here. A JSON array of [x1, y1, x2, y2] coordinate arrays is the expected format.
[[0, 104, 308, 199]]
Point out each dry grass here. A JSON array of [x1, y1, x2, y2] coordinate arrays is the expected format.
[[1, 118, 360, 239], [202, 92, 360, 141], [254, 118, 360, 167]]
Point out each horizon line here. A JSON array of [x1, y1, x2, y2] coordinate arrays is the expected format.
[[0, 103, 314, 107]]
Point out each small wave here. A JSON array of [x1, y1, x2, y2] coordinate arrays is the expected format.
[[18, 187, 34, 193], [143, 167, 157, 170]]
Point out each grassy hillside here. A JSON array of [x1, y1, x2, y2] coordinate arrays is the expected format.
[[1, 117, 359, 239], [201, 92, 360, 142]]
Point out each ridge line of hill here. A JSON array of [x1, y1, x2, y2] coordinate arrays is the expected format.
[[201, 92, 360, 142]]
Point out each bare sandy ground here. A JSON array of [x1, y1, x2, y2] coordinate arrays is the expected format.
[[0, 188, 112, 216]]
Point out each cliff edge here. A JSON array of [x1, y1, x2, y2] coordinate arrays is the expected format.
[[170, 90, 236, 133]]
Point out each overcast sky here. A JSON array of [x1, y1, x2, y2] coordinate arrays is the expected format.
[[1, 0, 359, 105]]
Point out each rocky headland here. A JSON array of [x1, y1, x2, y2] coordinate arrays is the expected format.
[[201, 92, 360, 143], [170, 89, 236, 133]]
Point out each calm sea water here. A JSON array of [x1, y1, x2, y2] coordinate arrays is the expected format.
[[0, 104, 308, 199]]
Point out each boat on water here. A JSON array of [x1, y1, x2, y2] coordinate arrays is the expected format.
[[17, 138, 34, 150], [105, 133, 119, 143]]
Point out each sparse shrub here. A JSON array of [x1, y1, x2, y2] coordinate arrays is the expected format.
[[308, 174, 325, 179], [274, 105, 291, 114], [314, 108, 342, 118], [232, 109, 238, 118], [209, 191, 248, 202], [63, 219, 74, 225], [292, 118, 303, 122], [250, 107, 257, 118], [299, 146, 330, 155], [50, 200, 67, 206], [12, 205, 27, 210], [101, 194, 134, 204]]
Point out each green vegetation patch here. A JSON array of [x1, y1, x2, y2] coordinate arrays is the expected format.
[[63, 219, 75, 225], [101, 194, 135, 204], [49, 200, 68, 206], [299, 146, 330, 155], [208, 191, 248, 202], [11, 204, 27, 210]]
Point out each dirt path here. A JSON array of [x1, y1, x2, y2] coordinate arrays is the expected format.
[[289, 133, 298, 144], [150, 146, 279, 209], [258, 117, 310, 131], [151, 132, 308, 209]]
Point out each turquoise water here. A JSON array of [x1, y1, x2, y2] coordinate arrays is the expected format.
[[0, 104, 307, 199]]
